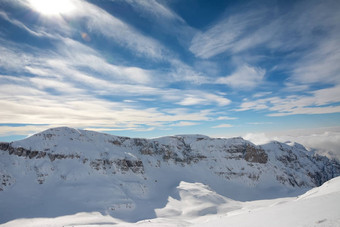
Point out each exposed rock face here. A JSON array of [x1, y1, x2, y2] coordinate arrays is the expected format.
[[89, 158, 144, 174], [0, 143, 9, 151], [0, 174, 14, 191], [1, 142, 144, 175], [244, 144, 268, 164], [308, 155, 340, 186]]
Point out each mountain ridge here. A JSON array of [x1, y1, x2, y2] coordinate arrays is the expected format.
[[0, 127, 339, 223]]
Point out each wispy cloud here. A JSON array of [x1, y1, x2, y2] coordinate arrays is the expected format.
[[3, 0, 210, 87], [291, 37, 340, 85], [11, 0, 169, 60], [121, 0, 196, 41], [212, 124, 233, 128], [78, 1, 168, 60], [252, 92, 272, 98], [237, 100, 269, 112], [0, 125, 53, 137], [0, 87, 213, 133], [0, 38, 230, 109], [123, 0, 185, 23], [170, 121, 199, 127], [0, 37, 156, 88], [237, 84, 340, 116], [247, 122, 272, 125], [176, 93, 231, 106], [50, 38, 156, 85], [168, 59, 211, 85], [189, 0, 340, 92], [216, 116, 237, 120], [0, 10, 50, 37], [189, 5, 268, 58], [0, 34, 229, 135], [216, 64, 265, 89], [1, 0, 339, 140]]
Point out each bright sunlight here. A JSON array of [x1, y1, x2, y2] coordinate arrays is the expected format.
[[28, 0, 76, 16]]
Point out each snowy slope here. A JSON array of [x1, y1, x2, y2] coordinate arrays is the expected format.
[[192, 176, 340, 227], [3, 176, 340, 227], [0, 127, 339, 224]]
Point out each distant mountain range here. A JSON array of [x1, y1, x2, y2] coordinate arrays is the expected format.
[[1, 127, 339, 224]]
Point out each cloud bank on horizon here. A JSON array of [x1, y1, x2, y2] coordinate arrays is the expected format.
[[0, 0, 340, 142]]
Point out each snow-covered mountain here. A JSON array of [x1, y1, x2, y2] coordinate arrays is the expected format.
[[0, 127, 339, 224]]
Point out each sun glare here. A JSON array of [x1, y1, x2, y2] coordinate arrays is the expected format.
[[28, 0, 76, 16]]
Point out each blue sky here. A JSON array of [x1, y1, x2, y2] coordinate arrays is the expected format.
[[0, 0, 340, 142]]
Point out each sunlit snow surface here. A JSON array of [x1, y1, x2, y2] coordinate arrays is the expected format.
[[3, 176, 340, 227]]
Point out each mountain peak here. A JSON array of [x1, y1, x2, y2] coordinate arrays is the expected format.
[[34, 126, 83, 136]]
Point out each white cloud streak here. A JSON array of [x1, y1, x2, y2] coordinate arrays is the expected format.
[[0, 90, 212, 133], [176, 93, 231, 106], [216, 65, 265, 89], [190, 0, 339, 58], [189, 6, 268, 58], [0, 0, 169, 61], [0, 10, 49, 37], [0, 35, 230, 135], [115, 0, 197, 47], [189, 0, 340, 99], [2, 0, 211, 87], [212, 124, 233, 128], [217, 116, 237, 120], [291, 37, 340, 85], [237, 84, 340, 116], [170, 121, 199, 127], [77, 2, 168, 60], [123, 0, 185, 23]]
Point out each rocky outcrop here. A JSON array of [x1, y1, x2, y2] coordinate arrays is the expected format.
[[308, 155, 340, 186], [1, 143, 145, 175], [115, 159, 144, 173], [223, 144, 268, 163], [244, 145, 268, 164], [1, 143, 47, 159], [90, 158, 144, 174], [0, 143, 9, 151], [0, 173, 14, 191]]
